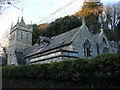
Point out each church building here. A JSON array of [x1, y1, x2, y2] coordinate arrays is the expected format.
[[7, 17, 32, 65], [7, 17, 119, 65]]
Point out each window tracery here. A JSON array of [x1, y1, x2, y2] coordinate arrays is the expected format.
[[84, 39, 92, 57]]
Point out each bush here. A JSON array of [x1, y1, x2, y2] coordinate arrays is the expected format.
[[91, 53, 120, 79], [2, 53, 120, 81]]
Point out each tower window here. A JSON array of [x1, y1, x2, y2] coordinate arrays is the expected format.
[[96, 43, 99, 55], [83, 39, 92, 57], [13, 33, 15, 40], [21, 32, 23, 39], [102, 38, 107, 45], [26, 33, 28, 39], [11, 36, 12, 41]]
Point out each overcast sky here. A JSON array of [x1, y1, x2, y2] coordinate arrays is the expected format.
[[0, 0, 120, 48]]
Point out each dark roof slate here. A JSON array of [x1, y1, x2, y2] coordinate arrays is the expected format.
[[41, 27, 80, 52], [25, 43, 39, 55]]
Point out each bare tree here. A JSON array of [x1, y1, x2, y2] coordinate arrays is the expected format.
[[103, 2, 120, 31], [0, 30, 10, 65], [98, 2, 120, 41], [0, 30, 9, 46], [0, 0, 21, 15]]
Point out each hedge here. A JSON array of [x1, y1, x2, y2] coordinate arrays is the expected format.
[[2, 53, 120, 81]]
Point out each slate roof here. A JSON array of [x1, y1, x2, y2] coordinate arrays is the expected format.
[[25, 43, 39, 55], [26, 26, 81, 57]]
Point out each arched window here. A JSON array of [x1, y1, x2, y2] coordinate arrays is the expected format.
[[21, 32, 23, 39], [103, 47, 109, 53], [26, 33, 28, 39], [84, 39, 92, 57], [102, 38, 107, 45], [13, 33, 15, 40]]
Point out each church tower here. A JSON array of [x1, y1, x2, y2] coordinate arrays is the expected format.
[[7, 17, 32, 65]]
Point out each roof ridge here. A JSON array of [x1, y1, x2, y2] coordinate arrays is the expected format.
[[70, 26, 81, 43], [53, 26, 81, 37]]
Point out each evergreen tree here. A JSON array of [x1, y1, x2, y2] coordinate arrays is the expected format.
[[32, 15, 82, 44], [32, 24, 45, 45], [44, 15, 82, 37]]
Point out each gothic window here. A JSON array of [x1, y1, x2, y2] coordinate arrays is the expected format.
[[103, 47, 109, 53], [84, 39, 92, 57], [21, 32, 23, 39], [11, 36, 12, 41], [102, 38, 107, 45], [12, 34, 13, 40], [26, 33, 28, 39], [96, 43, 99, 55], [13, 34, 14, 40], [13, 33, 15, 40]]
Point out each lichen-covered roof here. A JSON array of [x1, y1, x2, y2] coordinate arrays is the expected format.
[[26, 26, 81, 57]]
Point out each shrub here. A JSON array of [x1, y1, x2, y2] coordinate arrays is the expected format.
[[2, 53, 120, 81], [92, 53, 120, 79]]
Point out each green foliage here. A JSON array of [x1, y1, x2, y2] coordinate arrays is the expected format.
[[44, 15, 82, 37], [91, 53, 120, 79], [32, 15, 82, 45], [32, 24, 45, 44], [2, 53, 120, 81], [104, 30, 116, 41]]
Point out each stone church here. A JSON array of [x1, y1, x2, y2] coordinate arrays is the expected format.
[[7, 17, 32, 65], [7, 17, 119, 65]]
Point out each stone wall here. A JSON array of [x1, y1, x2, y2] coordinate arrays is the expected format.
[[71, 25, 98, 58], [7, 18, 32, 65]]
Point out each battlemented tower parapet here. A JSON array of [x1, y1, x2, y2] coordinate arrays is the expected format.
[[7, 17, 33, 65]]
